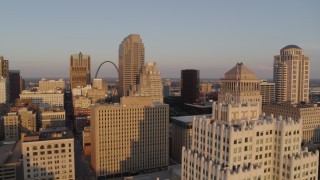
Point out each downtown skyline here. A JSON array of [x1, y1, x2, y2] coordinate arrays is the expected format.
[[0, 1, 320, 79]]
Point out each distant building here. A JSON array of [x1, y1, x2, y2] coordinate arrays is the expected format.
[[136, 62, 163, 102], [87, 89, 105, 104], [260, 80, 275, 107], [90, 97, 169, 178], [39, 78, 65, 91], [119, 34, 145, 97], [9, 70, 22, 103], [92, 78, 103, 90], [21, 128, 75, 180], [3, 112, 19, 142], [71, 85, 92, 97], [182, 102, 319, 180], [200, 82, 212, 94], [263, 102, 320, 143], [274, 45, 310, 103], [163, 84, 171, 97], [0, 56, 9, 78], [73, 96, 91, 109], [18, 108, 37, 133], [20, 90, 64, 108], [0, 77, 9, 104], [181, 69, 199, 104], [70, 52, 90, 90], [40, 108, 65, 130]]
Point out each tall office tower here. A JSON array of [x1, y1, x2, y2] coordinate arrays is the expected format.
[[260, 80, 275, 107], [218, 63, 262, 110], [90, 97, 169, 178], [39, 78, 65, 91], [21, 128, 75, 180], [136, 62, 163, 102], [181, 102, 319, 180], [119, 34, 145, 97], [3, 112, 19, 142], [181, 69, 199, 104], [0, 56, 9, 78], [274, 45, 310, 103], [70, 52, 91, 90], [0, 77, 9, 104], [9, 70, 22, 103]]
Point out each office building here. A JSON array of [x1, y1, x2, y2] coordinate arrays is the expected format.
[[73, 96, 91, 109], [182, 102, 319, 180], [260, 80, 275, 107], [0, 56, 9, 78], [3, 112, 19, 142], [18, 108, 37, 133], [263, 102, 320, 143], [71, 85, 92, 97], [218, 63, 262, 110], [181, 69, 199, 104], [274, 45, 310, 103], [39, 78, 65, 91], [92, 78, 102, 90], [200, 82, 213, 94], [70, 52, 91, 90], [0, 140, 23, 180], [20, 90, 64, 108], [136, 62, 163, 103], [40, 108, 65, 130], [90, 97, 169, 178], [0, 77, 9, 104], [9, 70, 22, 103], [119, 34, 145, 97], [21, 128, 75, 180], [87, 89, 105, 104]]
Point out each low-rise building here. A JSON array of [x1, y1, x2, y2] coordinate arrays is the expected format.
[[39, 78, 65, 91], [4, 112, 19, 142], [20, 90, 64, 108], [40, 108, 65, 130]]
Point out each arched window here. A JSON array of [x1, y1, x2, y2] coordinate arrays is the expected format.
[[40, 145, 45, 149], [61, 143, 65, 148], [33, 146, 37, 150], [47, 145, 52, 149]]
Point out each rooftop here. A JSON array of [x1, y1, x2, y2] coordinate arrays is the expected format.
[[23, 127, 73, 142], [0, 140, 21, 165], [280, 45, 301, 51], [172, 114, 211, 123]]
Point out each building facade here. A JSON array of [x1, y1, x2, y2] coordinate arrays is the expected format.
[[21, 129, 75, 180], [136, 62, 163, 103], [39, 78, 65, 91], [182, 103, 319, 180], [181, 69, 199, 104], [119, 34, 145, 97], [40, 108, 66, 130], [20, 90, 64, 108], [9, 70, 22, 103], [0, 77, 9, 104], [200, 82, 213, 94], [274, 45, 310, 103], [260, 80, 275, 107], [18, 108, 37, 133], [263, 102, 320, 143], [0, 56, 9, 78], [70, 52, 91, 90], [90, 97, 169, 178], [3, 112, 19, 142]]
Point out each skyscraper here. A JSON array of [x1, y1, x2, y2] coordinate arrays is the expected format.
[[136, 62, 163, 102], [70, 52, 91, 90], [9, 70, 22, 103], [90, 97, 169, 178], [0, 56, 9, 78], [218, 63, 262, 110], [181, 69, 199, 104], [0, 77, 9, 104], [274, 45, 310, 103], [119, 34, 145, 97]]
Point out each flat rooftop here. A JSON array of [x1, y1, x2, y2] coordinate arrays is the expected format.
[[0, 140, 21, 165], [171, 114, 211, 123], [23, 127, 73, 142]]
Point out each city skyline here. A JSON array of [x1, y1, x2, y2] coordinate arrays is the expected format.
[[0, 1, 319, 79]]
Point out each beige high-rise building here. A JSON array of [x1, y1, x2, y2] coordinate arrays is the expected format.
[[260, 80, 275, 107], [263, 102, 320, 143], [182, 102, 319, 180], [0, 56, 9, 78], [218, 63, 262, 110], [0, 77, 9, 104], [274, 45, 310, 103], [3, 112, 19, 142], [70, 52, 91, 90], [119, 34, 145, 97], [20, 90, 64, 108], [18, 108, 37, 133], [39, 78, 65, 91], [21, 128, 75, 180], [90, 97, 169, 178], [136, 62, 163, 102]]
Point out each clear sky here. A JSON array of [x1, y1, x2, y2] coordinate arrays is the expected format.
[[0, 1, 319, 79]]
